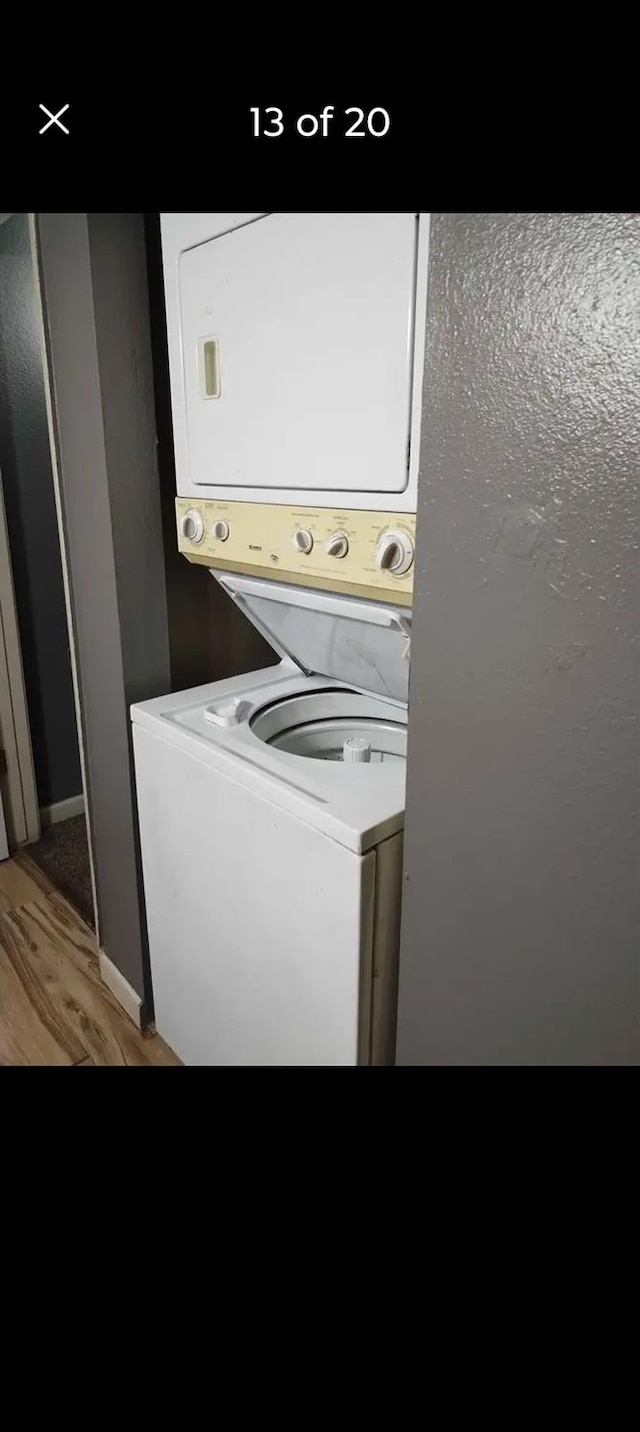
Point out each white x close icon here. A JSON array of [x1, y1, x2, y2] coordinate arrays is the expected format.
[[39, 103, 70, 135]]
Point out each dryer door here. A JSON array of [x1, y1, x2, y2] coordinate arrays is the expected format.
[[216, 573, 412, 704], [178, 213, 419, 498]]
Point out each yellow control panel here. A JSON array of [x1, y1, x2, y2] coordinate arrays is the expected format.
[[176, 498, 416, 607]]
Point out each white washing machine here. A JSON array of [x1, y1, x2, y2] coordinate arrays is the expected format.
[[132, 578, 410, 1066], [132, 212, 429, 1064]]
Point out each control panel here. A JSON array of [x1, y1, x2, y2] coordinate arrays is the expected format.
[[176, 499, 416, 606]]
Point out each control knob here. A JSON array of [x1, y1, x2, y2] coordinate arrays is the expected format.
[[292, 529, 314, 555], [326, 532, 349, 559], [212, 519, 230, 542], [180, 509, 205, 544], [376, 529, 414, 576]]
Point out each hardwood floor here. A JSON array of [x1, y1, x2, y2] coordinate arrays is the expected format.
[[0, 852, 180, 1067]]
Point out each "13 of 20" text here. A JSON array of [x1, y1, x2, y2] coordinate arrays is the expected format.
[[250, 106, 391, 138]]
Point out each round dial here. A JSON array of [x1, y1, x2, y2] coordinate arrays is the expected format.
[[376, 529, 414, 576], [212, 519, 230, 542], [326, 532, 349, 559], [180, 509, 205, 544], [292, 529, 314, 555]]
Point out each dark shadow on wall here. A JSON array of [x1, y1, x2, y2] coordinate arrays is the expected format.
[[143, 214, 277, 692], [0, 213, 81, 809]]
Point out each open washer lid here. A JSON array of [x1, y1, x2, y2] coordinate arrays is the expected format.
[[215, 572, 412, 704]]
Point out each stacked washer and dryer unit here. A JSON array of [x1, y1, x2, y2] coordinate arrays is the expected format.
[[131, 212, 430, 1066]]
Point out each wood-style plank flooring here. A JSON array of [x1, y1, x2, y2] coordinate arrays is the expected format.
[[0, 852, 180, 1067]]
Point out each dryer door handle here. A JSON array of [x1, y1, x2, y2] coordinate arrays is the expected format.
[[199, 338, 221, 399]]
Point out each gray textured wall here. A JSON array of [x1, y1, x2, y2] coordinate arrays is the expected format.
[[0, 213, 81, 807], [397, 213, 640, 1066], [36, 213, 171, 1009]]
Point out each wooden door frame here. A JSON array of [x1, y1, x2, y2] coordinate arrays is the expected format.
[[28, 214, 100, 942], [0, 466, 40, 847]]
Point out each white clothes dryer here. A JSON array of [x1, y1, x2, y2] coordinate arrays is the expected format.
[[161, 211, 430, 514]]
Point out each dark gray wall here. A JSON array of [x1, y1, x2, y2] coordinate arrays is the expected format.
[[0, 213, 81, 807], [397, 213, 640, 1067], [36, 213, 171, 1009]]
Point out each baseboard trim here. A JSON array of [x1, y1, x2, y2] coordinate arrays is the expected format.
[[98, 950, 143, 1029], [40, 793, 85, 828]]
